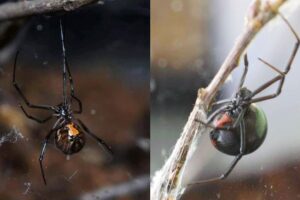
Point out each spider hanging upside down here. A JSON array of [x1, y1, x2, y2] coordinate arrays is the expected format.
[[12, 20, 113, 185], [189, 13, 300, 185]]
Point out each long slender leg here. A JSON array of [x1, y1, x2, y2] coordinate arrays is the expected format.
[[211, 99, 231, 107], [210, 54, 247, 108], [212, 53, 249, 106], [60, 19, 68, 106], [207, 105, 230, 124], [39, 119, 63, 185], [20, 105, 53, 123], [195, 119, 222, 130], [250, 58, 285, 98], [12, 52, 56, 111], [209, 56, 248, 112], [194, 105, 231, 132], [250, 55, 293, 103], [59, 19, 82, 113], [76, 119, 113, 159], [250, 75, 283, 103], [209, 55, 247, 108], [196, 108, 245, 131], [237, 54, 249, 90], [188, 119, 246, 186], [231, 109, 246, 128], [39, 131, 53, 185], [65, 59, 82, 114], [282, 14, 300, 74], [250, 14, 299, 103]]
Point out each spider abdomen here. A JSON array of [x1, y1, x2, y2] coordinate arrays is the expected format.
[[210, 104, 268, 156], [55, 123, 85, 155]]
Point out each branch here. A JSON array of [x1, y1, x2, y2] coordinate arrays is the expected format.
[[151, 0, 289, 199], [0, 0, 97, 22]]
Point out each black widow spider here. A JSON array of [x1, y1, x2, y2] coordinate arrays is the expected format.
[[12, 20, 113, 185], [189, 13, 300, 186]]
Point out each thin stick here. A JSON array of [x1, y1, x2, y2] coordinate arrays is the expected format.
[[151, 0, 289, 199], [0, 0, 97, 22]]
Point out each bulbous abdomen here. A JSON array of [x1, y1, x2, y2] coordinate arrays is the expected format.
[[210, 104, 268, 156], [55, 123, 85, 155]]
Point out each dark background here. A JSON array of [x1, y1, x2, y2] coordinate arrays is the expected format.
[[0, 0, 149, 199]]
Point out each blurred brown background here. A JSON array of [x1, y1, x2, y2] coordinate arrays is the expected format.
[[0, 0, 149, 199], [151, 0, 300, 199]]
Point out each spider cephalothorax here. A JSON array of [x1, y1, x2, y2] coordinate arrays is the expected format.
[[190, 13, 300, 185], [225, 87, 253, 118], [13, 19, 113, 185]]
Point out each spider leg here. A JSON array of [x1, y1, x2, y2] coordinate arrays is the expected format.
[[194, 104, 230, 132], [207, 105, 230, 123], [237, 54, 249, 90], [250, 14, 299, 103], [250, 61, 284, 103], [59, 19, 82, 113], [210, 58, 247, 108], [188, 118, 246, 186], [20, 105, 53, 123], [209, 55, 248, 108], [231, 109, 246, 128], [76, 119, 113, 160], [60, 19, 68, 106], [194, 119, 228, 131], [13, 52, 56, 111], [267, 14, 299, 74], [39, 119, 64, 185], [39, 131, 53, 185], [211, 99, 231, 107], [66, 59, 82, 114], [210, 54, 247, 108]]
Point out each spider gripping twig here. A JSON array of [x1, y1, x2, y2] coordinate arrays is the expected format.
[[189, 13, 300, 186], [12, 19, 113, 185]]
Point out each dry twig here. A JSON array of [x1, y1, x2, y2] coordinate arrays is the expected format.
[[151, 0, 290, 199], [0, 0, 98, 22]]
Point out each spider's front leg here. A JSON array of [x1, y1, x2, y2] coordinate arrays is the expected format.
[[13, 51, 56, 123], [59, 19, 82, 114], [20, 105, 53, 123], [250, 13, 299, 103]]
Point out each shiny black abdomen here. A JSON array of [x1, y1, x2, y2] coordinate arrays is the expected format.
[[210, 104, 268, 156], [55, 123, 86, 155]]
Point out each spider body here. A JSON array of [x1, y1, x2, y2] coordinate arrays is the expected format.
[[12, 19, 113, 185], [190, 14, 299, 185], [211, 93, 268, 156], [55, 122, 85, 155]]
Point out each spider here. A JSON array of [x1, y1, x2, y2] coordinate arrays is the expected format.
[[189, 13, 300, 186], [12, 20, 113, 185]]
